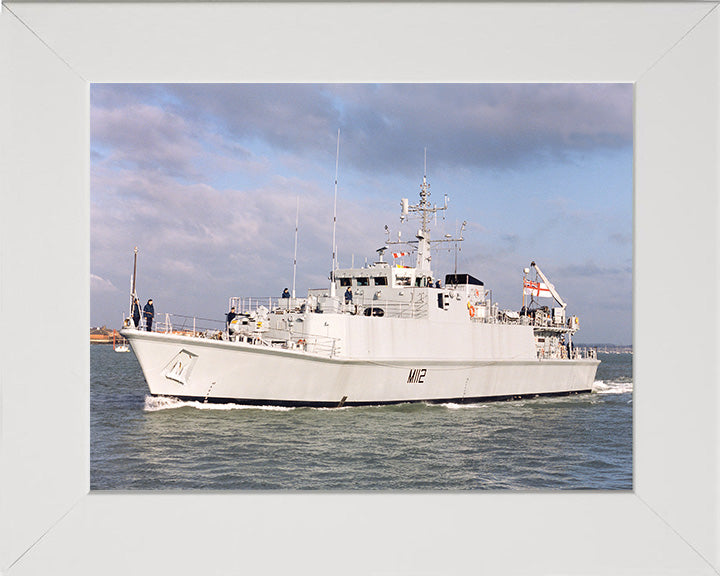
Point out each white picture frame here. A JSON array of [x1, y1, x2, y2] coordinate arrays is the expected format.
[[1, 2, 718, 574]]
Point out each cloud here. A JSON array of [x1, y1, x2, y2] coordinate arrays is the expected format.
[[558, 263, 629, 277], [498, 233, 519, 255], [329, 84, 632, 173], [91, 273, 118, 293], [610, 232, 632, 245], [103, 84, 632, 178], [168, 84, 341, 149], [91, 103, 204, 179]]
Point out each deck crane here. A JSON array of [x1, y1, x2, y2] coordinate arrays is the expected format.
[[531, 261, 566, 309]]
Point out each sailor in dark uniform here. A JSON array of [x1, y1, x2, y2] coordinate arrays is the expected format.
[[131, 297, 141, 328], [282, 288, 290, 299], [143, 299, 154, 332], [344, 287, 353, 304], [226, 306, 237, 328]]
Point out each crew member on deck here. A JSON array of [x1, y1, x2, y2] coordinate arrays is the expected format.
[[344, 287, 353, 304], [143, 299, 154, 332], [226, 306, 237, 328], [282, 288, 290, 299], [435, 280, 441, 288], [132, 297, 141, 328]]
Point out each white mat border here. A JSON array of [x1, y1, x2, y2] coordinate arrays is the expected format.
[[1, 3, 718, 574]]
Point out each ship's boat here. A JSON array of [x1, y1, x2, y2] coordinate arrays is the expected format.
[[121, 174, 599, 407], [112, 331, 130, 352]]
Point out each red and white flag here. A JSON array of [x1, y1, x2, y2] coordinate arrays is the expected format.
[[392, 252, 408, 258], [523, 279, 552, 298]]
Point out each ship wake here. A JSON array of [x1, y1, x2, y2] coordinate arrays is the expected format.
[[592, 380, 633, 394], [143, 395, 295, 412], [433, 402, 491, 410]]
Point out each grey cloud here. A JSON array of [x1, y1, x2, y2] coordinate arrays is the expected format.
[[165, 84, 341, 156], [496, 233, 519, 255], [610, 232, 632, 245], [128, 83, 633, 176], [328, 84, 633, 173], [92, 84, 165, 108], [92, 103, 203, 179], [558, 262, 627, 277]]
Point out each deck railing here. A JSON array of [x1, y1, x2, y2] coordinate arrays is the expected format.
[[131, 313, 225, 336], [229, 295, 429, 319], [231, 296, 305, 315], [131, 310, 342, 357]]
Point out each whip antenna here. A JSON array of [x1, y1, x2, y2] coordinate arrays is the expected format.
[[330, 129, 340, 296], [292, 196, 299, 299]]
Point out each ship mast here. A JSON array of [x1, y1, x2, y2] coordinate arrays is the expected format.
[[391, 150, 462, 274], [129, 246, 138, 317], [415, 172, 432, 271]]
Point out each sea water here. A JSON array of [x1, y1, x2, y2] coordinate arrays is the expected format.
[[91, 346, 632, 490]]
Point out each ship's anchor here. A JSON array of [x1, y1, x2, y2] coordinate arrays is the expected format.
[[461, 376, 470, 403], [203, 381, 217, 403]]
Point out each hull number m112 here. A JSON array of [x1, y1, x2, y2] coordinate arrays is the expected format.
[[407, 368, 427, 384]]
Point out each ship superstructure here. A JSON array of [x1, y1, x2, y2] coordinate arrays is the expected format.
[[121, 173, 598, 407]]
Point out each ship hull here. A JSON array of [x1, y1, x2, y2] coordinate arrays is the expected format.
[[123, 329, 599, 406]]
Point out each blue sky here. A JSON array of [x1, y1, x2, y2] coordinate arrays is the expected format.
[[91, 84, 632, 344]]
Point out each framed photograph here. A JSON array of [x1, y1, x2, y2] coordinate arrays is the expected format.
[[1, 3, 718, 574]]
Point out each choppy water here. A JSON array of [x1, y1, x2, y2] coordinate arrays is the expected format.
[[91, 347, 632, 490]]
